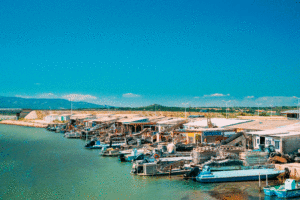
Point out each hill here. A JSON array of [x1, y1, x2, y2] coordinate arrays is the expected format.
[[0, 96, 105, 110]]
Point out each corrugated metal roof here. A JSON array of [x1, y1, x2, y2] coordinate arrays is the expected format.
[[118, 117, 148, 123], [91, 117, 118, 122], [156, 118, 186, 125], [184, 118, 251, 128], [272, 132, 300, 137], [248, 123, 300, 135], [226, 120, 298, 131], [182, 128, 227, 132], [281, 110, 300, 114]]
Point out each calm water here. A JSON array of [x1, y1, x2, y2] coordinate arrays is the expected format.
[[0, 124, 271, 200]]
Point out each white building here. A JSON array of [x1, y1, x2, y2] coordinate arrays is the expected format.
[[248, 123, 300, 154], [44, 114, 71, 122], [44, 114, 60, 122], [183, 118, 252, 129], [60, 114, 71, 121]]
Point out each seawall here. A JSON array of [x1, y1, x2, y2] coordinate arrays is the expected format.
[[0, 120, 48, 128]]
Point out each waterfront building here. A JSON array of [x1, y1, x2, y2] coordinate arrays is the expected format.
[[44, 114, 60, 122], [118, 117, 150, 133], [248, 123, 300, 154], [44, 114, 71, 122], [176, 118, 251, 144]]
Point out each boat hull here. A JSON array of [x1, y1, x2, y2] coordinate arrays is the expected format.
[[264, 188, 276, 196], [101, 153, 119, 157], [85, 145, 103, 149], [65, 136, 81, 139], [196, 168, 285, 183], [137, 169, 190, 176], [196, 173, 281, 183], [275, 188, 300, 198]]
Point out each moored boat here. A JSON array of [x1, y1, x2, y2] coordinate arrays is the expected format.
[[264, 179, 300, 198], [263, 185, 281, 196], [118, 148, 150, 162], [99, 147, 121, 157], [64, 131, 81, 139], [131, 156, 192, 176], [195, 166, 285, 183], [85, 140, 125, 149]]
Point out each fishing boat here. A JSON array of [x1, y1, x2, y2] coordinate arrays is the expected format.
[[195, 166, 285, 183], [199, 156, 244, 171], [64, 131, 81, 139], [85, 140, 125, 149], [131, 156, 192, 176], [264, 179, 300, 198], [118, 148, 151, 162], [85, 140, 102, 149], [99, 147, 121, 157], [101, 147, 147, 157]]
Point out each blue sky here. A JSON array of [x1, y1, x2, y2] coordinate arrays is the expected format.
[[0, 0, 299, 107]]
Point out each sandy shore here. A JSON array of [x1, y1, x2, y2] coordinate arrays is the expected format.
[[0, 120, 49, 128]]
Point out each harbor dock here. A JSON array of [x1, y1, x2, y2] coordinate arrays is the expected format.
[[3, 110, 300, 195]]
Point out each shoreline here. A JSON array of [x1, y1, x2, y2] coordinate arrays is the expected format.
[[0, 120, 48, 128]]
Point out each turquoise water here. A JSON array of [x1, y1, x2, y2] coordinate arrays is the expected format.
[[0, 124, 265, 200]]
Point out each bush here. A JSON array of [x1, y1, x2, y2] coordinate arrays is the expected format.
[[239, 112, 247, 116], [259, 112, 267, 116]]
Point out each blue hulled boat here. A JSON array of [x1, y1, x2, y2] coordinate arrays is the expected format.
[[264, 179, 300, 198], [85, 140, 124, 149], [118, 148, 150, 162], [263, 185, 280, 196], [196, 166, 285, 183]]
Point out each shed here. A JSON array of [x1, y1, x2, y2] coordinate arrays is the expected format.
[[156, 118, 186, 132], [281, 110, 300, 119]]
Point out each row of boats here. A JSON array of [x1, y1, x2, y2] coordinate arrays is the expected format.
[[86, 139, 285, 182], [46, 123, 300, 198]]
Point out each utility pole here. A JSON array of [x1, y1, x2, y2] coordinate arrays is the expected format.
[[256, 103, 262, 116], [295, 97, 300, 120], [70, 98, 73, 116], [182, 103, 189, 118], [270, 104, 273, 117], [297, 98, 300, 120], [222, 100, 231, 119]]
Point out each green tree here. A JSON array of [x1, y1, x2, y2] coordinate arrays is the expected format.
[[259, 112, 267, 116]]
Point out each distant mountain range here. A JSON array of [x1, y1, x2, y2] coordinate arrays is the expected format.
[[0, 96, 106, 110]]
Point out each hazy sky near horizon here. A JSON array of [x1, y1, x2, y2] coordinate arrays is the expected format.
[[1, 0, 299, 107]]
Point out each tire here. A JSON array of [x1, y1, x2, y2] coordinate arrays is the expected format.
[[270, 152, 276, 157]]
